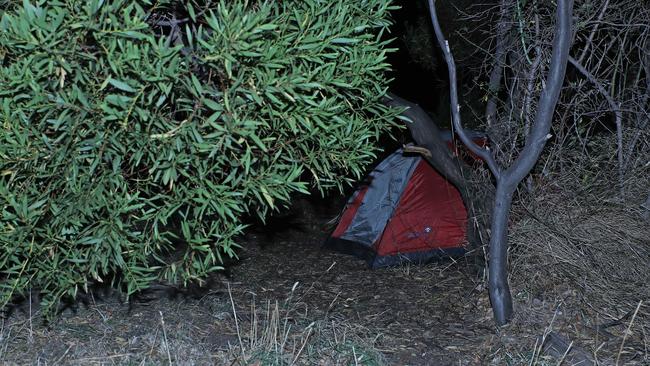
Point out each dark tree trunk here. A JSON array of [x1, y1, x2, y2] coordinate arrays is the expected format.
[[486, 182, 515, 321]]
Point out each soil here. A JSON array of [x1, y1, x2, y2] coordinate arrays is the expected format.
[[0, 198, 647, 365]]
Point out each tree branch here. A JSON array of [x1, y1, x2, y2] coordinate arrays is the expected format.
[[427, 0, 502, 180], [568, 55, 624, 191], [577, 0, 610, 64], [485, 0, 513, 127], [383, 93, 465, 187], [503, 0, 573, 187]]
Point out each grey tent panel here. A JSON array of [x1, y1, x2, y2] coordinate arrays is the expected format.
[[340, 149, 420, 246]]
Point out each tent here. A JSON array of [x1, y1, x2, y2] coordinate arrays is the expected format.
[[325, 131, 486, 268]]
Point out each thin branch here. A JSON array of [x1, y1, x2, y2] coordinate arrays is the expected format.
[[427, 0, 502, 180], [577, 0, 610, 64], [485, 0, 513, 127], [568, 56, 624, 190], [524, 46, 543, 140], [503, 0, 573, 186]]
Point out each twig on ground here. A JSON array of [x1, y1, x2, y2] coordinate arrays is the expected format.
[[616, 301, 643, 365], [227, 282, 246, 363], [159, 311, 173, 365], [290, 325, 313, 366]]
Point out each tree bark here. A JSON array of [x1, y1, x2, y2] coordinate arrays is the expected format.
[[488, 183, 514, 322]]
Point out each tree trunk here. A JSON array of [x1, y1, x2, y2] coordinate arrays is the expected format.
[[487, 182, 514, 322], [488, 0, 573, 325], [427, 0, 573, 325]]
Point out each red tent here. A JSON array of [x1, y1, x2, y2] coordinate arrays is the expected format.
[[325, 132, 485, 267]]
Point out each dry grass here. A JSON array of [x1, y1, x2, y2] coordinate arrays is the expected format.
[[511, 135, 649, 310], [0, 284, 386, 365], [496, 134, 650, 365], [217, 282, 386, 366]]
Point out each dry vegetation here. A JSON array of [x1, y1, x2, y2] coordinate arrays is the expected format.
[[502, 134, 650, 365]]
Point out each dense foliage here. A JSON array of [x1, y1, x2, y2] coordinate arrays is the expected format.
[[0, 0, 399, 315]]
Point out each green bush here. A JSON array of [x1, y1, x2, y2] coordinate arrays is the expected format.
[[0, 0, 399, 315]]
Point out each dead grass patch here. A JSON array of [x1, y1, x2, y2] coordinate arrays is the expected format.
[[497, 136, 650, 365]]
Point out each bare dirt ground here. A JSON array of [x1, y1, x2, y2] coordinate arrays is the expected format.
[[0, 196, 648, 365]]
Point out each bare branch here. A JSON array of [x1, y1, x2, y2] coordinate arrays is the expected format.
[[568, 56, 624, 190], [577, 0, 610, 64], [503, 0, 573, 186], [485, 0, 513, 127], [427, 0, 503, 180]]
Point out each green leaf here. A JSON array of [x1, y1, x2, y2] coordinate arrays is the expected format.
[[115, 31, 149, 40], [260, 186, 274, 208], [249, 134, 267, 152], [190, 74, 203, 96], [203, 98, 223, 111], [331, 37, 360, 44], [107, 78, 137, 93], [187, 3, 196, 22]]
